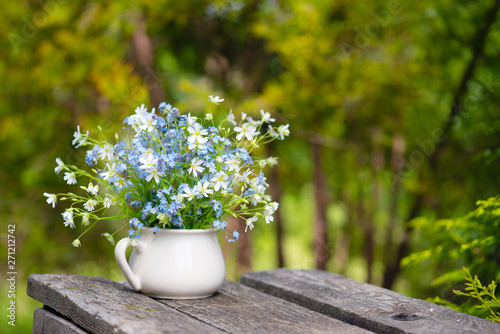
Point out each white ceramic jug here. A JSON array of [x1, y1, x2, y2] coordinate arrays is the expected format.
[[115, 227, 225, 299]]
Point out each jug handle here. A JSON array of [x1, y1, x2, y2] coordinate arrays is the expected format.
[[115, 238, 145, 291]]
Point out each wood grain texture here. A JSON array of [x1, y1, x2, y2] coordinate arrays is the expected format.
[[33, 308, 89, 334], [160, 279, 373, 333], [241, 268, 500, 334], [27, 274, 223, 334]]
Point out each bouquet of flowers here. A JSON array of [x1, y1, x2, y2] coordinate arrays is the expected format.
[[44, 95, 289, 247]]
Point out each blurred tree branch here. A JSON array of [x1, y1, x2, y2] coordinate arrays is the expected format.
[[383, 0, 500, 289], [131, 16, 165, 107]]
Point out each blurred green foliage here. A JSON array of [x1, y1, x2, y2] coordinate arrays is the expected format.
[[404, 195, 500, 317], [1, 0, 500, 331], [454, 268, 500, 322], [405, 196, 500, 284]]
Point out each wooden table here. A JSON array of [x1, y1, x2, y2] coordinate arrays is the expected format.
[[28, 268, 500, 333]]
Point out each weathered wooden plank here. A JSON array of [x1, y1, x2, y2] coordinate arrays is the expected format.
[[241, 268, 500, 334], [33, 308, 89, 334], [160, 279, 373, 333], [27, 274, 223, 334]]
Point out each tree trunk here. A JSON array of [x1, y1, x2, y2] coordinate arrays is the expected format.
[[226, 216, 252, 275], [311, 140, 330, 270], [267, 143, 285, 268], [336, 219, 351, 275], [364, 129, 384, 284], [382, 0, 500, 289], [359, 200, 375, 284], [382, 134, 405, 286], [131, 18, 165, 107]]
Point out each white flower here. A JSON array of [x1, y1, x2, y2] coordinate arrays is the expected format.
[[187, 136, 208, 151], [98, 144, 115, 161], [127, 104, 148, 126], [266, 156, 278, 167], [231, 172, 243, 185], [260, 109, 275, 123], [194, 181, 213, 197], [72, 239, 81, 247], [187, 123, 208, 143], [62, 210, 75, 229], [100, 163, 117, 180], [157, 212, 170, 224], [134, 104, 148, 119], [264, 202, 278, 224], [102, 233, 115, 245], [245, 115, 261, 126], [182, 186, 197, 201], [208, 95, 224, 105], [205, 113, 213, 120], [84, 199, 98, 212], [145, 168, 162, 184], [63, 172, 77, 185], [227, 109, 236, 125], [234, 122, 258, 141], [138, 112, 157, 133], [264, 211, 274, 224], [133, 104, 148, 119], [64, 220, 75, 229], [186, 113, 197, 126], [176, 192, 187, 208], [241, 170, 253, 185], [250, 184, 267, 206], [188, 158, 204, 177], [72, 126, 88, 148], [103, 197, 113, 208], [251, 194, 263, 206], [117, 178, 131, 190], [226, 156, 241, 172], [87, 182, 99, 195], [245, 216, 258, 232], [44, 193, 57, 208], [211, 172, 229, 191], [277, 124, 290, 140], [62, 209, 73, 221], [268, 201, 279, 212], [139, 152, 158, 171], [82, 212, 90, 226], [54, 157, 64, 174], [268, 125, 279, 139]]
